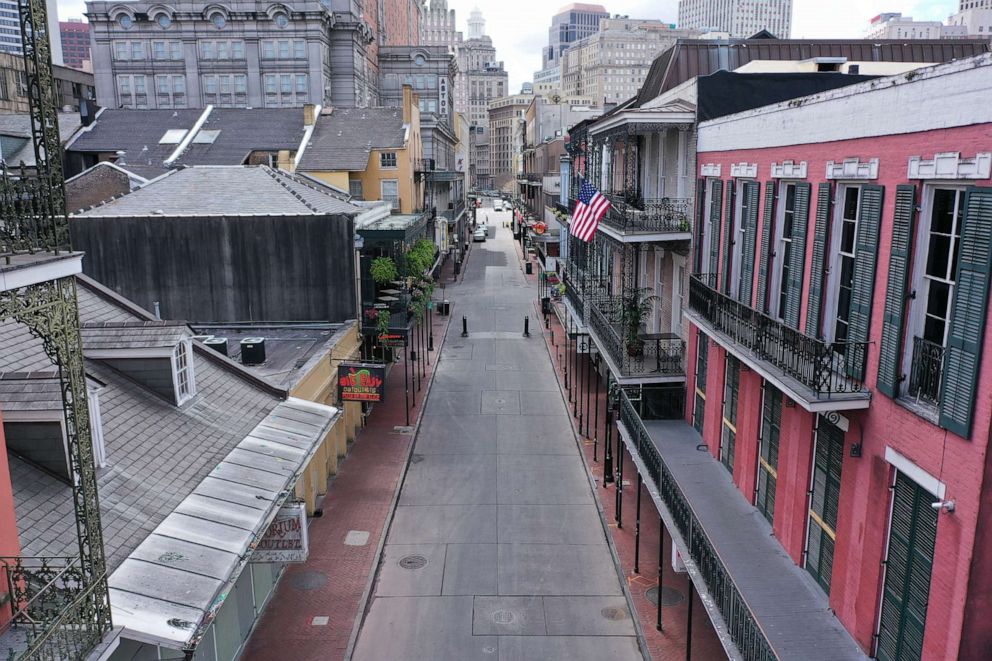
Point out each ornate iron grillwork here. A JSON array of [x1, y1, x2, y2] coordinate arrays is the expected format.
[[617, 393, 775, 661], [589, 303, 685, 378], [908, 336, 944, 405], [602, 196, 692, 234], [688, 274, 869, 396]]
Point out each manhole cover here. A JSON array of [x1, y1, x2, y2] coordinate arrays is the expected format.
[[410, 453, 425, 463], [290, 571, 328, 591], [399, 554, 428, 570], [492, 610, 516, 625], [646, 586, 685, 606], [601, 606, 628, 621]]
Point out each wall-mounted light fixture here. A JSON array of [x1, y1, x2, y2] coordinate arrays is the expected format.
[[932, 499, 955, 514]]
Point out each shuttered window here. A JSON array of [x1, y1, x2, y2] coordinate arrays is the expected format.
[[845, 184, 883, 380], [782, 182, 811, 328], [806, 415, 844, 595], [720, 356, 739, 474], [806, 183, 832, 338], [756, 180, 776, 313], [693, 335, 708, 434], [739, 181, 760, 305], [938, 186, 992, 438], [877, 185, 917, 399], [708, 180, 724, 278], [875, 472, 938, 661], [756, 382, 781, 525], [694, 177, 707, 272], [832, 187, 861, 348], [722, 182, 737, 293]]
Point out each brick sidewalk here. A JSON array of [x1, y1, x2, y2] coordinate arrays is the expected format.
[[242, 262, 457, 661], [514, 239, 725, 660]]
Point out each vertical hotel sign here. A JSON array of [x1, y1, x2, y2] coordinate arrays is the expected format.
[[338, 362, 386, 403], [253, 502, 309, 563]]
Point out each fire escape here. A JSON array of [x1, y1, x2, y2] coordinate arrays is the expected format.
[[0, 0, 113, 657]]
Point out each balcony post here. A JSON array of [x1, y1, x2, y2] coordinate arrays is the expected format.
[[603, 375, 614, 485], [615, 430, 624, 528], [657, 517, 664, 631], [593, 353, 600, 461], [584, 344, 591, 437], [634, 472, 642, 573]]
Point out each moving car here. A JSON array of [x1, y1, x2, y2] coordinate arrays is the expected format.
[[473, 227, 487, 242]]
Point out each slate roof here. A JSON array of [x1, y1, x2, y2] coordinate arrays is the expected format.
[[0, 374, 61, 411], [0, 113, 83, 167], [81, 321, 190, 351], [73, 165, 359, 217], [173, 107, 306, 167], [3, 277, 287, 570], [298, 107, 406, 172]]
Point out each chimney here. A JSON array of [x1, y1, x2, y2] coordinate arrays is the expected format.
[[303, 103, 317, 126], [402, 84, 414, 124]]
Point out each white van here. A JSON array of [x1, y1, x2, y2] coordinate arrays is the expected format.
[[493, 200, 504, 212]]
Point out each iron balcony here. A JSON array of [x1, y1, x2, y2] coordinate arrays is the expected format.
[[599, 195, 692, 241], [686, 274, 871, 412]]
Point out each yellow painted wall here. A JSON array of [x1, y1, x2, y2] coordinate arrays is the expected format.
[[307, 171, 351, 191]]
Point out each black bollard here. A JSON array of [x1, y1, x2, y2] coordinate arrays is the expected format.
[[461, 316, 468, 337], [523, 316, 530, 337]]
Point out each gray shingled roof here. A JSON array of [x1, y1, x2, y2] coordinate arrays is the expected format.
[[73, 165, 359, 217], [0, 373, 61, 411], [4, 279, 287, 571], [0, 113, 83, 167], [81, 321, 190, 351], [298, 107, 406, 172], [173, 107, 306, 167]]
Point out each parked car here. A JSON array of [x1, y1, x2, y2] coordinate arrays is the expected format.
[[473, 228, 487, 242]]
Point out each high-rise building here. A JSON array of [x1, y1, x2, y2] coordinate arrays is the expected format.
[[947, 0, 992, 36], [560, 18, 700, 105], [542, 3, 610, 70], [468, 7, 486, 39], [487, 93, 532, 189], [422, 0, 462, 49], [866, 12, 967, 39], [61, 19, 92, 71], [0, 0, 63, 63], [678, 0, 792, 38], [454, 9, 508, 130]]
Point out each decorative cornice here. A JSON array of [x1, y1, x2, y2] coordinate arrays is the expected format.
[[770, 160, 807, 179], [825, 158, 879, 180], [907, 152, 992, 180], [699, 163, 721, 178], [730, 162, 757, 179]]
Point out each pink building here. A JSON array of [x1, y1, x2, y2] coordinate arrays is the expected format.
[[690, 53, 992, 659]]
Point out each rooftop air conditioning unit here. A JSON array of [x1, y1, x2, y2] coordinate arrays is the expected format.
[[205, 337, 229, 357], [240, 338, 266, 365]]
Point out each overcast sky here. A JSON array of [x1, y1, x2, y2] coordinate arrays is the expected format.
[[57, 0, 959, 90]]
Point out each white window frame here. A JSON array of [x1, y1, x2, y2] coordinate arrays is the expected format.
[[822, 183, 862, 345], [381, 179, 399, 209], [900, 182, 968, 395], [379, 151, 397, 169], [172, 339, 196, 405], [87, 386, 107, 468], [729, 179, 753, 300], [672, 253, 686, 335], [769, 181, 798, 320]]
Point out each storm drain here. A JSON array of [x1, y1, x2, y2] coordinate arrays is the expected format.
[[290, 571, 328, 591], [600, 606, 628, 621], [399, 554, 428, 570], [492, 610, 516, 625], [646, 586, 685, 606]]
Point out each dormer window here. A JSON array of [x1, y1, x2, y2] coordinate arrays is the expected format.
[[173, 340, 195, 404]]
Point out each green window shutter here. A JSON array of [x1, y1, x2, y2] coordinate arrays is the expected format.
[[783, 182, 811, 329], [708, 181, 724, 279], [876, 472, 938, 661], [694, 177, 706, 272], [739, 182, 760, 306], [756, 180, 776, 313], [844, 184, 884, 381], [806, 183, 832, 339], [722, 181, 737, 294], [877, 185, 918, 399], [938, 186, 992, 438]]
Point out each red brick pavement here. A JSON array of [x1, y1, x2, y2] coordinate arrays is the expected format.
[[242, 260, 458, 661], [515, 239, 725, 661]]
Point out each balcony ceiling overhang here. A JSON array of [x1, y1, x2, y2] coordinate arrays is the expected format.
[[589, 106, 696, 138]]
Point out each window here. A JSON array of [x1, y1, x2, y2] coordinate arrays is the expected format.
[[832, 186, 860, 349], [806, 415, 844, 595], [720, 356, 739, 474], [113, 40, 128, 60], [173, 340, 196, 405], [907, 187, 964, 404], [157, 14, 172, 29], [693, 335, 708, 434], [152, 41, 167, 59], [349, 180, 363, 199], [131, 41, 146, 60], [294, 40, 306, 59], [116, 74, 148, 108], [278, 40, 290, 58], [756, 383, 781, 524], [262, 73, 308, 107], [201, 74, 247, 107], [381, 179, 399, 209], [773, 183, 797, 319]]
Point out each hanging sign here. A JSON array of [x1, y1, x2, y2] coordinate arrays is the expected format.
[[252, 502, 309, 563], [338, 362, 386, 402]]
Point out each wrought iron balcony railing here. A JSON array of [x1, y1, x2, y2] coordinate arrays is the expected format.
[[1, 557, 109, 661], [0, 167, 71, 262], [563, 271, 583, 315], [602, 195, 691, 234], [688, 274, 869, 396], [908, 335, 944, 405], [589, 303, 685, 379], [617, 392, 775, 661], [442, 200, 466, 222]]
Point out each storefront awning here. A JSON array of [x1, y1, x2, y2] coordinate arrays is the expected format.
[[107, 397, 338, 651]]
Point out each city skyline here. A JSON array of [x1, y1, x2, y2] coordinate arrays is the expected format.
[[56, 0, 960, 93]]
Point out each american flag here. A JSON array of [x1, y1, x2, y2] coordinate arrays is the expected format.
[[570, 180, 611, 242]]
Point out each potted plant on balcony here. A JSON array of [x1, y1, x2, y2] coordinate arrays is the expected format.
[[371, 256, 398, 287], [620, 288, 659, 357]]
